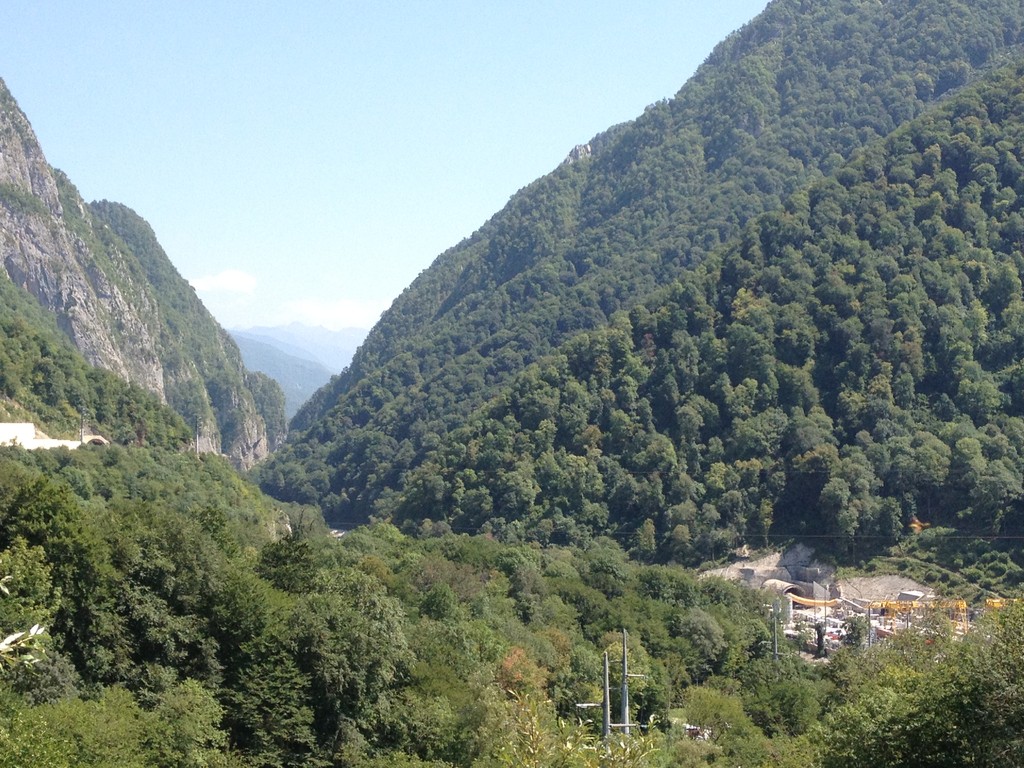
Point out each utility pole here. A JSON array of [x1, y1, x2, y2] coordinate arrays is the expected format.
[[602, 651, 611, 738], [621, 629, 630, 735], [620, 629, 645, 734], [576, 629, 644, 740], [772, 599, 780, 662]]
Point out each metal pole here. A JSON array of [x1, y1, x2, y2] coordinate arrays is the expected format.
[[772, 599, 780, 661], [621, 629, 630, 735], [603, 652, 611, 739]]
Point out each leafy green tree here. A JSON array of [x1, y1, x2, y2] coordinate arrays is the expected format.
[[292, 571, 411, 754], [149, 679, 228, 768]]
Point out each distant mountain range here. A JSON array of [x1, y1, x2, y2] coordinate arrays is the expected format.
[[231, 324, 367, 374], [230, 325, 367, 420]]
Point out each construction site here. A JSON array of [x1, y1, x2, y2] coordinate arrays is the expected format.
[[705, 545, 979, 655]]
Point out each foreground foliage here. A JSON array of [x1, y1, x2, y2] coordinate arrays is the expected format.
[[2, 442, 1024, 766], [819, 604, 1024, 766], [0, 442, 819, 766]]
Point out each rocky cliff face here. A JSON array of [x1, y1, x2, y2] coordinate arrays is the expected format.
[[0, 102, 157, 388], [0, 79, 284, 468]]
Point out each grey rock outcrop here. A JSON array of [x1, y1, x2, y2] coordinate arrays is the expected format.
[[564, 143, 592, 164]]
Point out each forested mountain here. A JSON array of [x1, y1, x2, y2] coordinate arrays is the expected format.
[[261, 0, 1024, 531], [0, 272, 817, 765], [384, 60, 1024, 564], [2, 256, 1023, 766], [0, 80, 285, 467]]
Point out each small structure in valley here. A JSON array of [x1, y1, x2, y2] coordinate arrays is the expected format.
[[0, 422, 108, 450]]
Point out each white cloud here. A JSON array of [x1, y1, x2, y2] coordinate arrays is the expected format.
[[280, 296, 390, 330], [190, 269, 258, 294]]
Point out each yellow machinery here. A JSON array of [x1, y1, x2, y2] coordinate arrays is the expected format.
[[984, 597, 1023, 610], [789, 595, 838, 609], [867, 598, 969, 635]]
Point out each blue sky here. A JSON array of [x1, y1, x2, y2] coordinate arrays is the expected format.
[[2, 1, 768, 331]]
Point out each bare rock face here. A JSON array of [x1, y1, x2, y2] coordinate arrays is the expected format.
[[564, 143, 592, 164], [0, 79, 283, 468], [0, 83, 162, 390], [0, 192, 167, 397], [0, 89, 61, 216]]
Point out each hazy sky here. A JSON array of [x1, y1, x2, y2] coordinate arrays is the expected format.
[[2, 1, 768, 331]]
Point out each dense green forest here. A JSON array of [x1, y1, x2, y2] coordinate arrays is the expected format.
[[261, 0, 1024, 531], [261, 3, 1024, 585], [6, 440, 1024, 766], [0, 441, 799, 766]]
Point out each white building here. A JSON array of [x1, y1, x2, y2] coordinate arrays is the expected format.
[[0, 423, 108, 450]]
